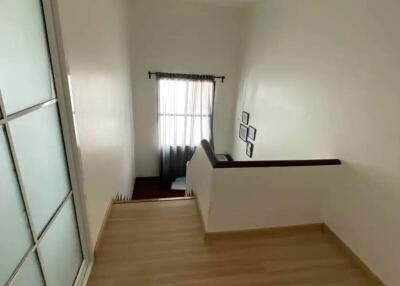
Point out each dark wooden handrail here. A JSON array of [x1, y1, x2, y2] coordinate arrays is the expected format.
[[200, 140, 341, 168]]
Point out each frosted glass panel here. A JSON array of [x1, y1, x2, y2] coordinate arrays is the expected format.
[[0, 0, 55, 114], [0, 127, 33, 285], [40, 198, 83, 286], [9, 104, 71, 235], [9, 252, 45, 286]]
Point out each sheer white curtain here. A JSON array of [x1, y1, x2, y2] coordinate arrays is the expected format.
[[158, 78, 214, 183]]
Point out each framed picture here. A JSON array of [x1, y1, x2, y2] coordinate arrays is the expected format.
[[239, 124, 248, 142], [248, 126, 257, 141], [246, 141, 254, 158], [242, 111, 250, 125]]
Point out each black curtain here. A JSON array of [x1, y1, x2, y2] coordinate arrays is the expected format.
[[160, 146, 196, 185]]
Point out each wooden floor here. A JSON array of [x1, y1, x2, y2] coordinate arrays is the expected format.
[[88, 199, 378, 286]]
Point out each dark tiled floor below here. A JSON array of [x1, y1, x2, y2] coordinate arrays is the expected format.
[[132, 177, 185, 200]]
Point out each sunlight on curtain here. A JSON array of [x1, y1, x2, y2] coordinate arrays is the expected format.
[[158, 79, 214, 148]]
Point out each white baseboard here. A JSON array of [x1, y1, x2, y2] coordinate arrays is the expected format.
[[81, 260, 93, 286]]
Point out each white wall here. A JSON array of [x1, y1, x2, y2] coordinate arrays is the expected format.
[[129, 0, 242, 176], [57, 0, 135, 251], [187, 143, 339, 233], [186, 145, 214, 228], [234, 1, 400, 285], [208, 166, 332, 232]]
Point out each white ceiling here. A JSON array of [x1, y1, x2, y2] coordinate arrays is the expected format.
[[182, 0, 257, 8]]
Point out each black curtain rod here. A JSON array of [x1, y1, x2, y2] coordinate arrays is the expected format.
[[148, 71, 225, 83]]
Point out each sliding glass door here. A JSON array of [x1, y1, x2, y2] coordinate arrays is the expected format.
[[0, 0, 84, 285]]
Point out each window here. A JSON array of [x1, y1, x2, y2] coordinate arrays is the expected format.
[[158, 78, 214, 147]]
